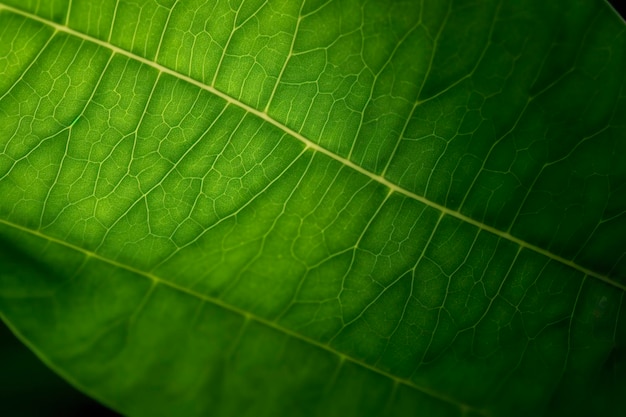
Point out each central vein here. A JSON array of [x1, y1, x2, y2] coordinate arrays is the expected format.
[[0, 3, 622, 292]]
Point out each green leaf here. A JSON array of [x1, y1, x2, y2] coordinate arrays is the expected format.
[[1, 0, 625, 416]]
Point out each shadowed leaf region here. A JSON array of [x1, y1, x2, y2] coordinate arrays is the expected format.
[[0, 0, 625, 417]]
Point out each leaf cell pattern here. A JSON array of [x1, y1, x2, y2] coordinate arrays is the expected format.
[[0, 1, 625, 417]]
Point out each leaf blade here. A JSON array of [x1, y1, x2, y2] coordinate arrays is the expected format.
[[1, 1, 625, 416]]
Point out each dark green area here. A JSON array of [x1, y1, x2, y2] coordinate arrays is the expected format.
[[0, 1, 624, 417], [0, 321, 118, 416]]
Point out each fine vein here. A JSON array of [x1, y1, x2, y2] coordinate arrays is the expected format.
[[0, 217, 484, 414], [0, 6, 622, 290]]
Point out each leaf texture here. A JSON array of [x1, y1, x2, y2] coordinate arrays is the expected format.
[[1, 0, 625, 416]]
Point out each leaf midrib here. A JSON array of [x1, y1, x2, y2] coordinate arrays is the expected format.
[[2, 4, 619, 290], [1, 4, 623, 414], [0, 217, 483, 415]]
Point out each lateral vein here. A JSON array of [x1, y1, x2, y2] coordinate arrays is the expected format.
[[0, 217, 484, 414], [0, 4, 622, 291]]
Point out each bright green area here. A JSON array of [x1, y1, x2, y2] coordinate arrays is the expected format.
[[0, 1, 625, 417]]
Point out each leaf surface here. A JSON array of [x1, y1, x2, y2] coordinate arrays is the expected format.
[[0, 0, 625, 416]]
